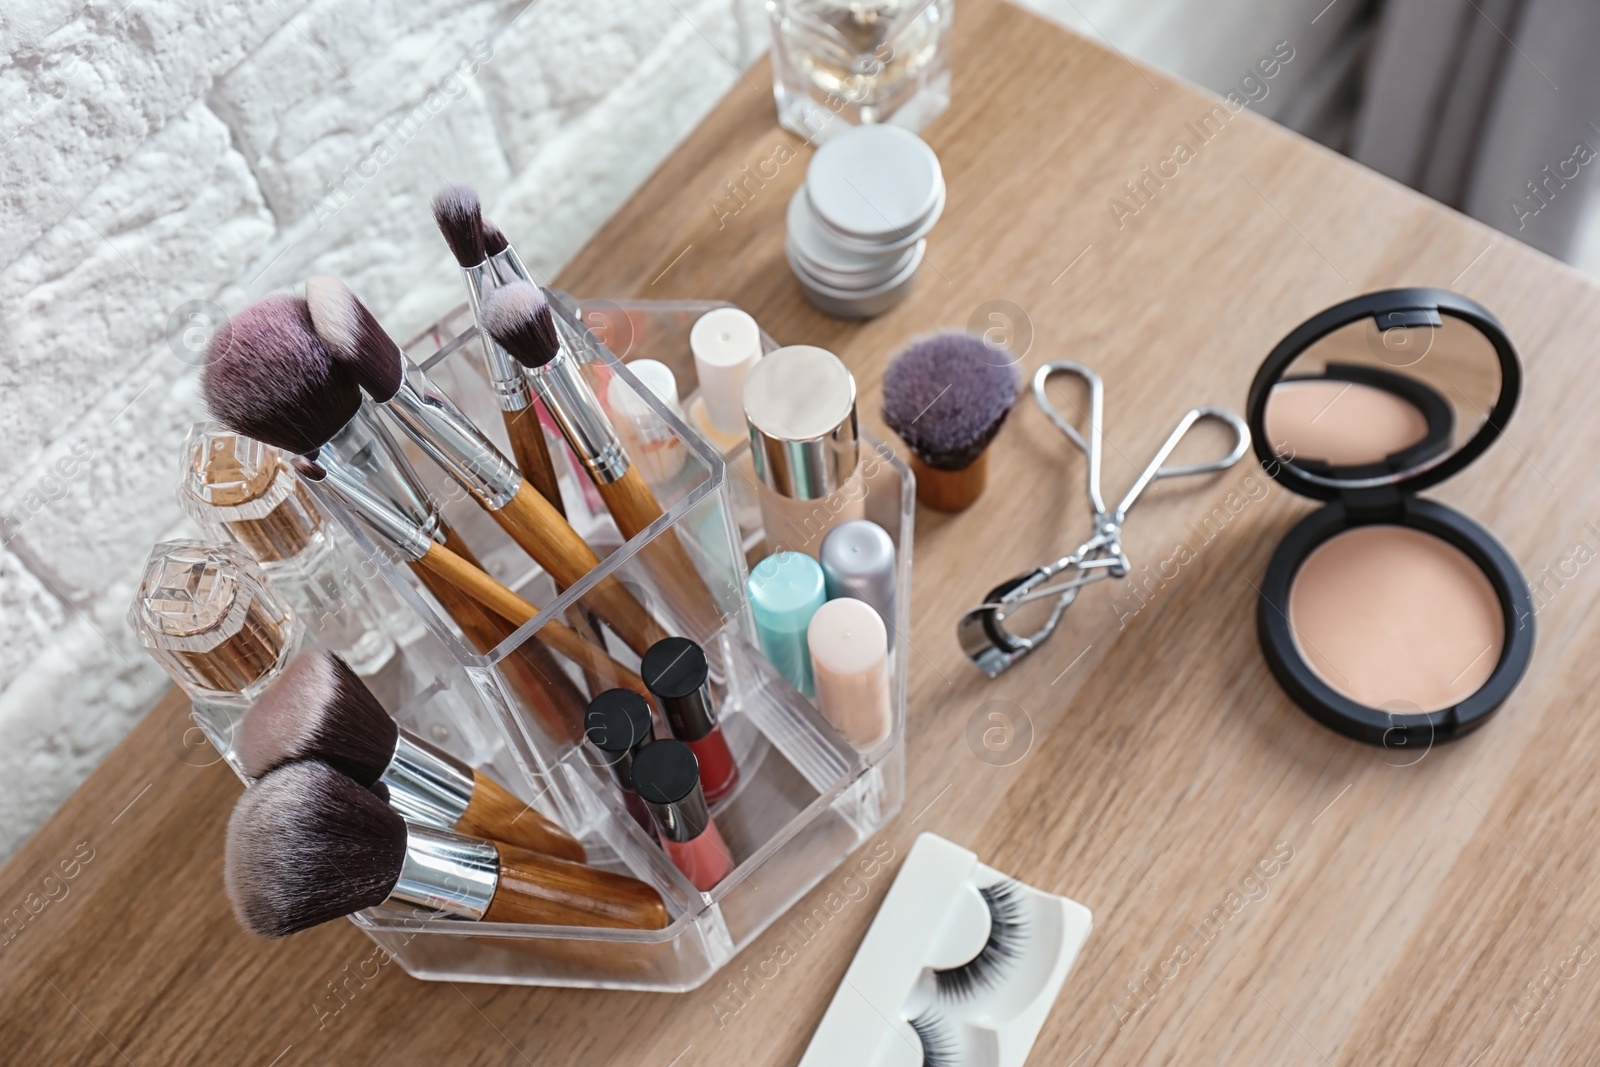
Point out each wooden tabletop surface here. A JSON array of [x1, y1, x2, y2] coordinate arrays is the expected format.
[[9, 2, 1600, 1063]]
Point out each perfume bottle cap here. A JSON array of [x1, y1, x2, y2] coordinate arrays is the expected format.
[[744, 345, 859, 500], [690, 308, 762, 436], [640, 637, 718, 742], [632, 739, 711, 843], [606, 360, 683, 442], [128, 540, 298, 697], [177, 424, 321, 563]]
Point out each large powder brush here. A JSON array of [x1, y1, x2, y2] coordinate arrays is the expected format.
[[882, 331, 1021, 512]]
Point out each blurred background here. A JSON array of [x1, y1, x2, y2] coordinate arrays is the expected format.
[[0, 0, 1594, 860]]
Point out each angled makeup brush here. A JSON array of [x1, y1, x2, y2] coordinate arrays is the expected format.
[[302, 276, 666, 655], [225, 760, 670, 938], [882, 331, 1021, 512], [482, 281, 721, 634], [432, 185, 565, 515], [238, 646, 584, 860]]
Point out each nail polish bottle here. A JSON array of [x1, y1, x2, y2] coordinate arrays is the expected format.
[[584, 688, 658, 835], [632, 739, 735, 891], [640, 637, 739, 804], [177, 424, 394, 675], [747, 550, 827, 697], [128, 540, 302, 772], [743, 345, 866, 559]]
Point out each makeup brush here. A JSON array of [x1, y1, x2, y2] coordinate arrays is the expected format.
[[238, 646, 585, 860], [432, 185, 566, 515], [297, 277, 665, 655], [882, 331, 1021, 512], [288, 450, 646, 699], [225, 760, 670, 937], [482, 281, 721, 633], [201, 297, 622, 736]]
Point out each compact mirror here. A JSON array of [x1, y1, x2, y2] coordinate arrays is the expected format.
[[1246, 289, 1532, 747], [1260, 305, 1504, 489]]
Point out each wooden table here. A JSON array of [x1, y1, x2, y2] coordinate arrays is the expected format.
[[8, 2, 1600, 1063]]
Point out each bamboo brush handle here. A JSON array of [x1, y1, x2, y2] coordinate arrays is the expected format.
[[416, 541, 647, 692], [408, 555, 587, 742], [456, 770, 585, 863], [484, 844, 670, 930], [491, 482, 668, 655], [503, 406, 565, 517], [598, 467, 724, 638]]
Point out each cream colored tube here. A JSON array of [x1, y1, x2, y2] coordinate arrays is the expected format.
[[806, 597, 891, 751]]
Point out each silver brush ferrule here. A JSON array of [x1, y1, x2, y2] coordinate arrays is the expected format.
[[381, 732, 474, 829], [487, 246, 534, 285], [386, 361, 523, 509], [461, 262, 534, 413], [389, 823, 499, 919], [297, 404, 445, 560], [529, 349, 630, 484]]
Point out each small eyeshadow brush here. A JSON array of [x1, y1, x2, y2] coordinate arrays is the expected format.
[[301, 277, 667, 655], [432, 185, 566, 515]]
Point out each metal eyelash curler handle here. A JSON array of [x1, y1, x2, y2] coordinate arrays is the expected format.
[[957, 361, 1250, 677]]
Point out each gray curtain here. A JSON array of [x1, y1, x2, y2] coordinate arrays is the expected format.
[[1351, 0, 1600, 264]]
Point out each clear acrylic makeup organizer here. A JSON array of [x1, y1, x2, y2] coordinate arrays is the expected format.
[[302, 296, 911, 991]]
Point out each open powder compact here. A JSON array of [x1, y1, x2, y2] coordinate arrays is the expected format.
[[1247, 288, 1533, 746]]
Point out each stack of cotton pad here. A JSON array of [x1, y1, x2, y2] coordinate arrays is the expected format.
[[786, 124, 946, 318]]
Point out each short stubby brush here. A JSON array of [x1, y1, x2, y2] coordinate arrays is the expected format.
[[238, 647, 586, 861], [224, 760, 670, 938], [882, 331, 1021, 512]]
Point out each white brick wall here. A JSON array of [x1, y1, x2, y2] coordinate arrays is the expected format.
[[0, 0, 1328, 861], [0, 0, 757, 860]]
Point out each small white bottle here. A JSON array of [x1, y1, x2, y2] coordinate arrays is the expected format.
[[177, 424, 396, 676], [688, 307, 765, 538]]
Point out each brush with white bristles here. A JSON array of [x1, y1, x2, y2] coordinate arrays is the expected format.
[[224, 760, 670, 938], [431, 185, 566, 516], [239, 647, 586, 861], [481, 282, 724, 635], [304, 275, 666, 656]]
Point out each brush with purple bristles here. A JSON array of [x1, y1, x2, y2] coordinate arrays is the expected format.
[[881, 331, 1021, 512]]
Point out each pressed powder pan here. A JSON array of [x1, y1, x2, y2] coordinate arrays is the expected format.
[[1247, 289, 1533, 746]]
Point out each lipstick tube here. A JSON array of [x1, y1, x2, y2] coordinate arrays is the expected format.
[[640, 637, 739, 804], [632, 739, 734, 892], [584, 688, 657, 835]]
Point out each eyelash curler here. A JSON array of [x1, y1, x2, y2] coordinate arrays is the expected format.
[[958, 361, 1250, 677]]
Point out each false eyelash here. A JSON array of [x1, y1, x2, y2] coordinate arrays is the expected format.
[[910, 1009, 959, 1067], [934, 880, 1028, 1000]]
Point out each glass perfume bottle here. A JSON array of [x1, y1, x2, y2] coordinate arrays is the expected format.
[[767, 0, 953, 142], [128, 540, 302, 772], [177, 424, 395, 675]]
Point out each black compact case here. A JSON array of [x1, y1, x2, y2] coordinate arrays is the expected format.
[[1246, 289, 1534, 747]]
